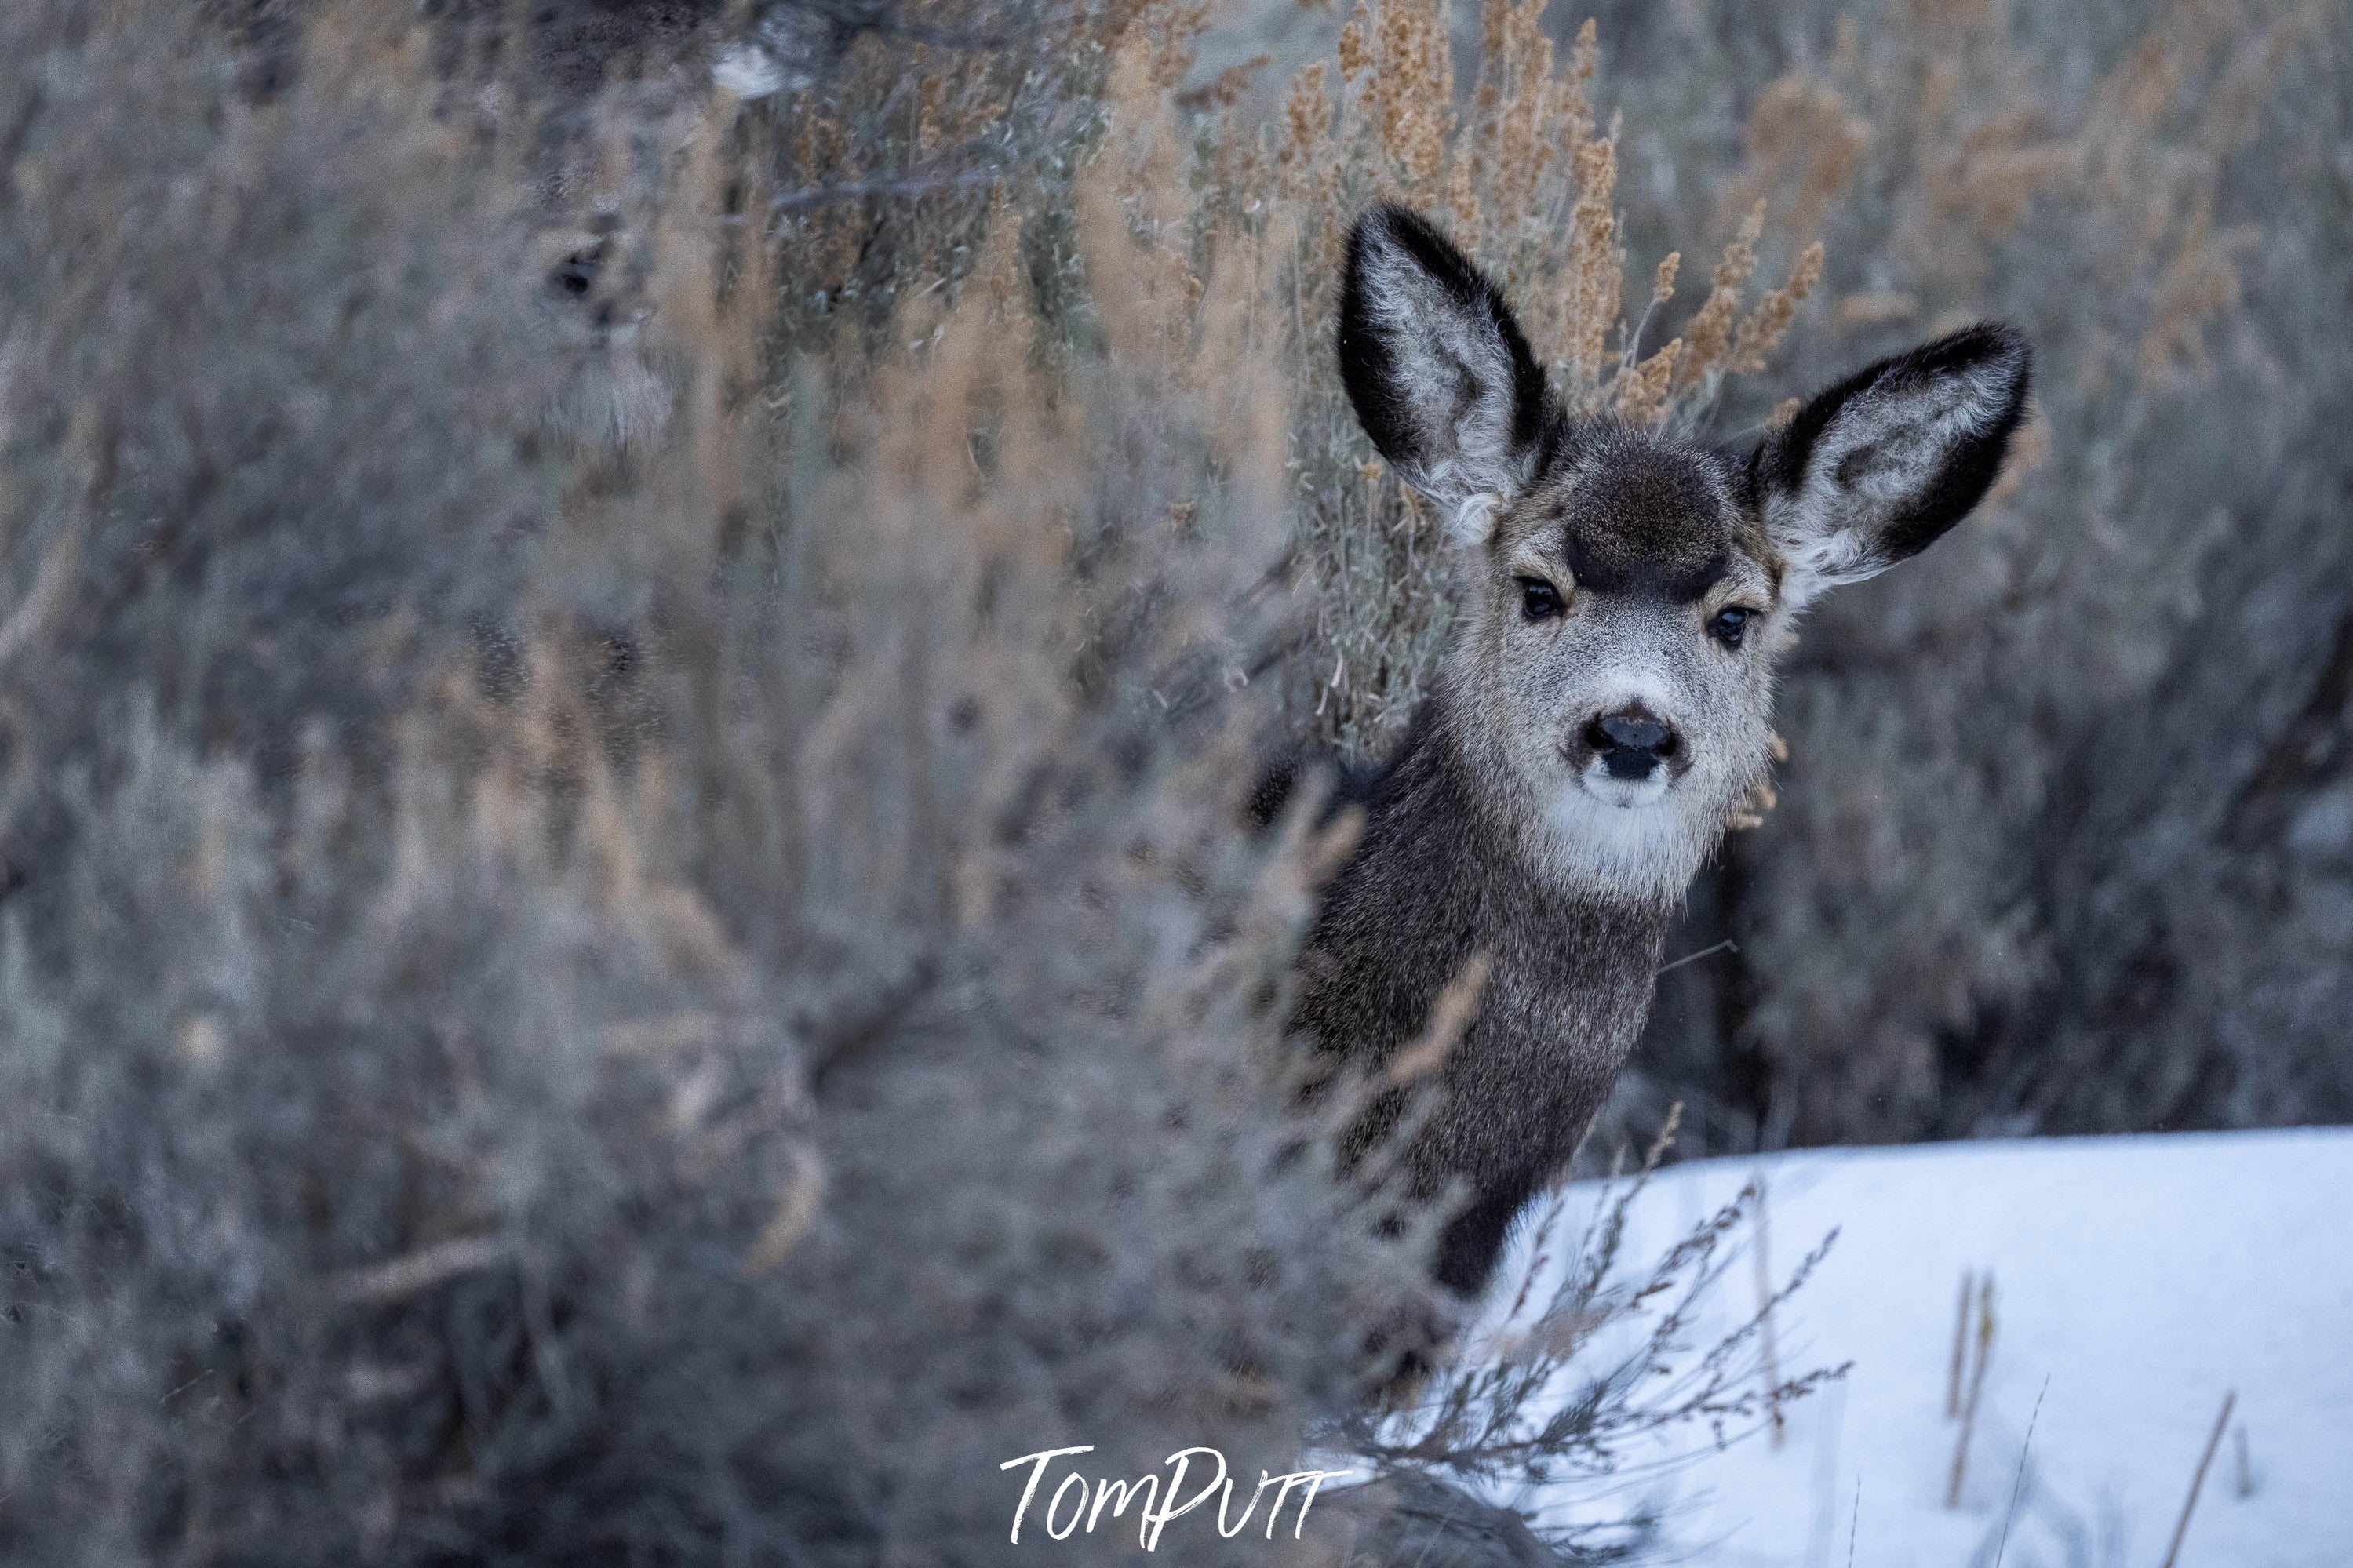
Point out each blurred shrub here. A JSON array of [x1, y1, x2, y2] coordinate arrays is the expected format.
[[0, 2, 1413, 1561], [2, 0, 1794, 1560]]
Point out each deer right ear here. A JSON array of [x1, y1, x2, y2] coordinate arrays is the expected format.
[[1339, 204, 1553, 550]]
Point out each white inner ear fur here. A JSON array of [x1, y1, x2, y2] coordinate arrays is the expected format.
[[1767, 351, 2020, 608], [1358, 242, 1532, 549], [1446, 492, 1502, 551]]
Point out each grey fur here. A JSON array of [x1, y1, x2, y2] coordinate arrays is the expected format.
[[1291, 205, 2032, 1302]]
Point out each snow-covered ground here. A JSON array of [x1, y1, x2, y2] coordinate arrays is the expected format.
[[1477, 1130, 2353, 1568]]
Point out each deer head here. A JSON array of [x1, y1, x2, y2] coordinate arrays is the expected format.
[[1338, 202, 2031, 905]]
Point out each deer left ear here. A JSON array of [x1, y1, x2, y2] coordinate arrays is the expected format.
[[1750, 323, 2031, 610], [1338, 203, 1554, 551]]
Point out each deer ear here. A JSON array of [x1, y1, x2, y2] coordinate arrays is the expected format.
[[1339, 203, 1553, 550], [1750, 323, 2031, 610]]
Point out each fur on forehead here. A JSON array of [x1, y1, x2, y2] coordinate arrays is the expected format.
[[1497, 424, 1758, 582]]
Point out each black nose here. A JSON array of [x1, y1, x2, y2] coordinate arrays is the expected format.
[[1584, 708, 1680, 779]]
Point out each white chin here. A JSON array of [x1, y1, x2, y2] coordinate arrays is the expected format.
[[1535, 769, 1696, 903], [1577, 769, 1673, 809]]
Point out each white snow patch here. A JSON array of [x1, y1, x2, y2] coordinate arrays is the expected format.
[[1477, 1129, 2353, 1567]]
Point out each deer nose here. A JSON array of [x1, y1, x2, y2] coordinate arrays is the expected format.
[[1584, 708, 1680, 779]]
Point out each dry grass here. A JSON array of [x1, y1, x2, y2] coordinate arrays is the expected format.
[[763, 0, 1832, 764]]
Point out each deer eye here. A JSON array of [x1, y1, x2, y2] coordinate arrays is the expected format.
[[1709, 606, 1754, 649], [1517, 577, 1563, 621]]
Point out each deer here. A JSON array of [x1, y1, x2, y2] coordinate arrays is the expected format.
[[1277, 203, 2031, 1315]]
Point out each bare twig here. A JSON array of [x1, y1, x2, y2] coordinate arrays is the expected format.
[[1947, 1268, 1974, 1417], [745, 1142, 829, 1273], [1751, 1170, 1784, 1447], [1656, 937, 1738, 976], [803, 951, 940, 1090], [1993, 1373, 2049, 1567], [768, 166, 1005, 219], [2158, 1390, 2237, 1568], [330, 1235, 510, 1306], [1946, 1272, 1995, 1508], [1379, 952, 1492, 1090], [0, 510, 83, 670]]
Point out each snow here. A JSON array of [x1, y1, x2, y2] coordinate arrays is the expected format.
[[1477, 1129, 2353, 1568]]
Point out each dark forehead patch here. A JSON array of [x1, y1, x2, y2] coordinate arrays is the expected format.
[[1550, 433, 1738, 601]]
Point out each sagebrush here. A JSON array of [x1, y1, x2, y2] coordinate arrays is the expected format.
[[0, 0, 1783, 1561]]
